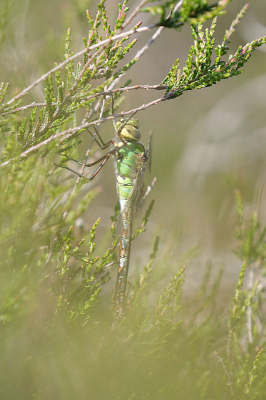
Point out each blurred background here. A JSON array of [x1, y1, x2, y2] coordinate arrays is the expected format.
[[1, 0, 266, 298]]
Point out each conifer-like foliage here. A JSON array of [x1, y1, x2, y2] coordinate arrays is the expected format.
[[0, 0, 266, 398]]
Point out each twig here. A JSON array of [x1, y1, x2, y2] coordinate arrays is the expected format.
[[142, 177, 157, 201], [1, 96, 165, 167], [123, 0, 149, 29], [5, 24, 156, 107], [0, 84, 166, 117], [37, 46, 105, 137], [2, 44, 246, 168], [108, 0, 184, 92], [247, 267, 254, 344], [213, 351, 235, 398]]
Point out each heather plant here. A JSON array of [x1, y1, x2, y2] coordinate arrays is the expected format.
[[0, 0, 266, 398]]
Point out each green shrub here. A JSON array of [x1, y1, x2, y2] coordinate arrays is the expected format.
[[0, 1, 266, 398]]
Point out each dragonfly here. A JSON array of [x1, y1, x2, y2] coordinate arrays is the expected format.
[[57, 117, 152, 319]]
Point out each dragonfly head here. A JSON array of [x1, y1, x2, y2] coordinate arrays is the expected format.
[[116, 118, 141, 141]]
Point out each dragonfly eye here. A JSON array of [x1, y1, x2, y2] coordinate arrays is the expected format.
[[120, 125, 141, 141], [116, 118, 139, 130]]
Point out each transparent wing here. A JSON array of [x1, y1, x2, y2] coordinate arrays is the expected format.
[[129, 134, 152, 208], [122, 134, 152, 215], [123, 156, 148, 217], [145, 133, 152, 173]]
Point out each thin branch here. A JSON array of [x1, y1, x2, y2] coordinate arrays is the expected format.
[[1, 1, 184, 118], [142, 177, 157, 202], [90, 0, 184, 140], [123, 0, 149, 28], [0, 85, 166, 117], [0, 102, 44, 116], [5, 24, 156, 107], [2, 38, 252, 167], [1, 96, 164, 167], [247, 267, 254, 344], [37, 45, 105, 136], [213, 351, 235, 397], [108, 0, 184, 92]]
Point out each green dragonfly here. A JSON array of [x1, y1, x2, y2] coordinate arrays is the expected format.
[[58, 117, 152, 319]]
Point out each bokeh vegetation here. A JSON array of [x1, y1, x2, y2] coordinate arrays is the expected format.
[[1, 0, 266, 398]]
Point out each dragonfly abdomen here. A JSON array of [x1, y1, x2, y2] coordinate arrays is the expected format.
[[113, 200, 133, 317]]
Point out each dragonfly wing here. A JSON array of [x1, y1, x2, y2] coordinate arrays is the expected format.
[[123, 162, 145, 216], [145, 133, 152, 173], [125, 135, 153, 214]]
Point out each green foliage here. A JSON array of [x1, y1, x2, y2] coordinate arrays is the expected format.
[[234, 189, 266, 267], [0, 1, 266, 399], [143, 0, 230, 28], [2, 249, 266, 399], [162, 5, 266, 99], [0, 1, 264, 164], [132, 199, 155, 239]]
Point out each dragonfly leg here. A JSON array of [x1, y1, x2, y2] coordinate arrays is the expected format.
[[56, 150, 114, 181], [86, 126, 114, 151], [86, 151, 113, 180], [54, 163, 90, 181], [59, 152, 112, 168], [92, 126, 114, 150]]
